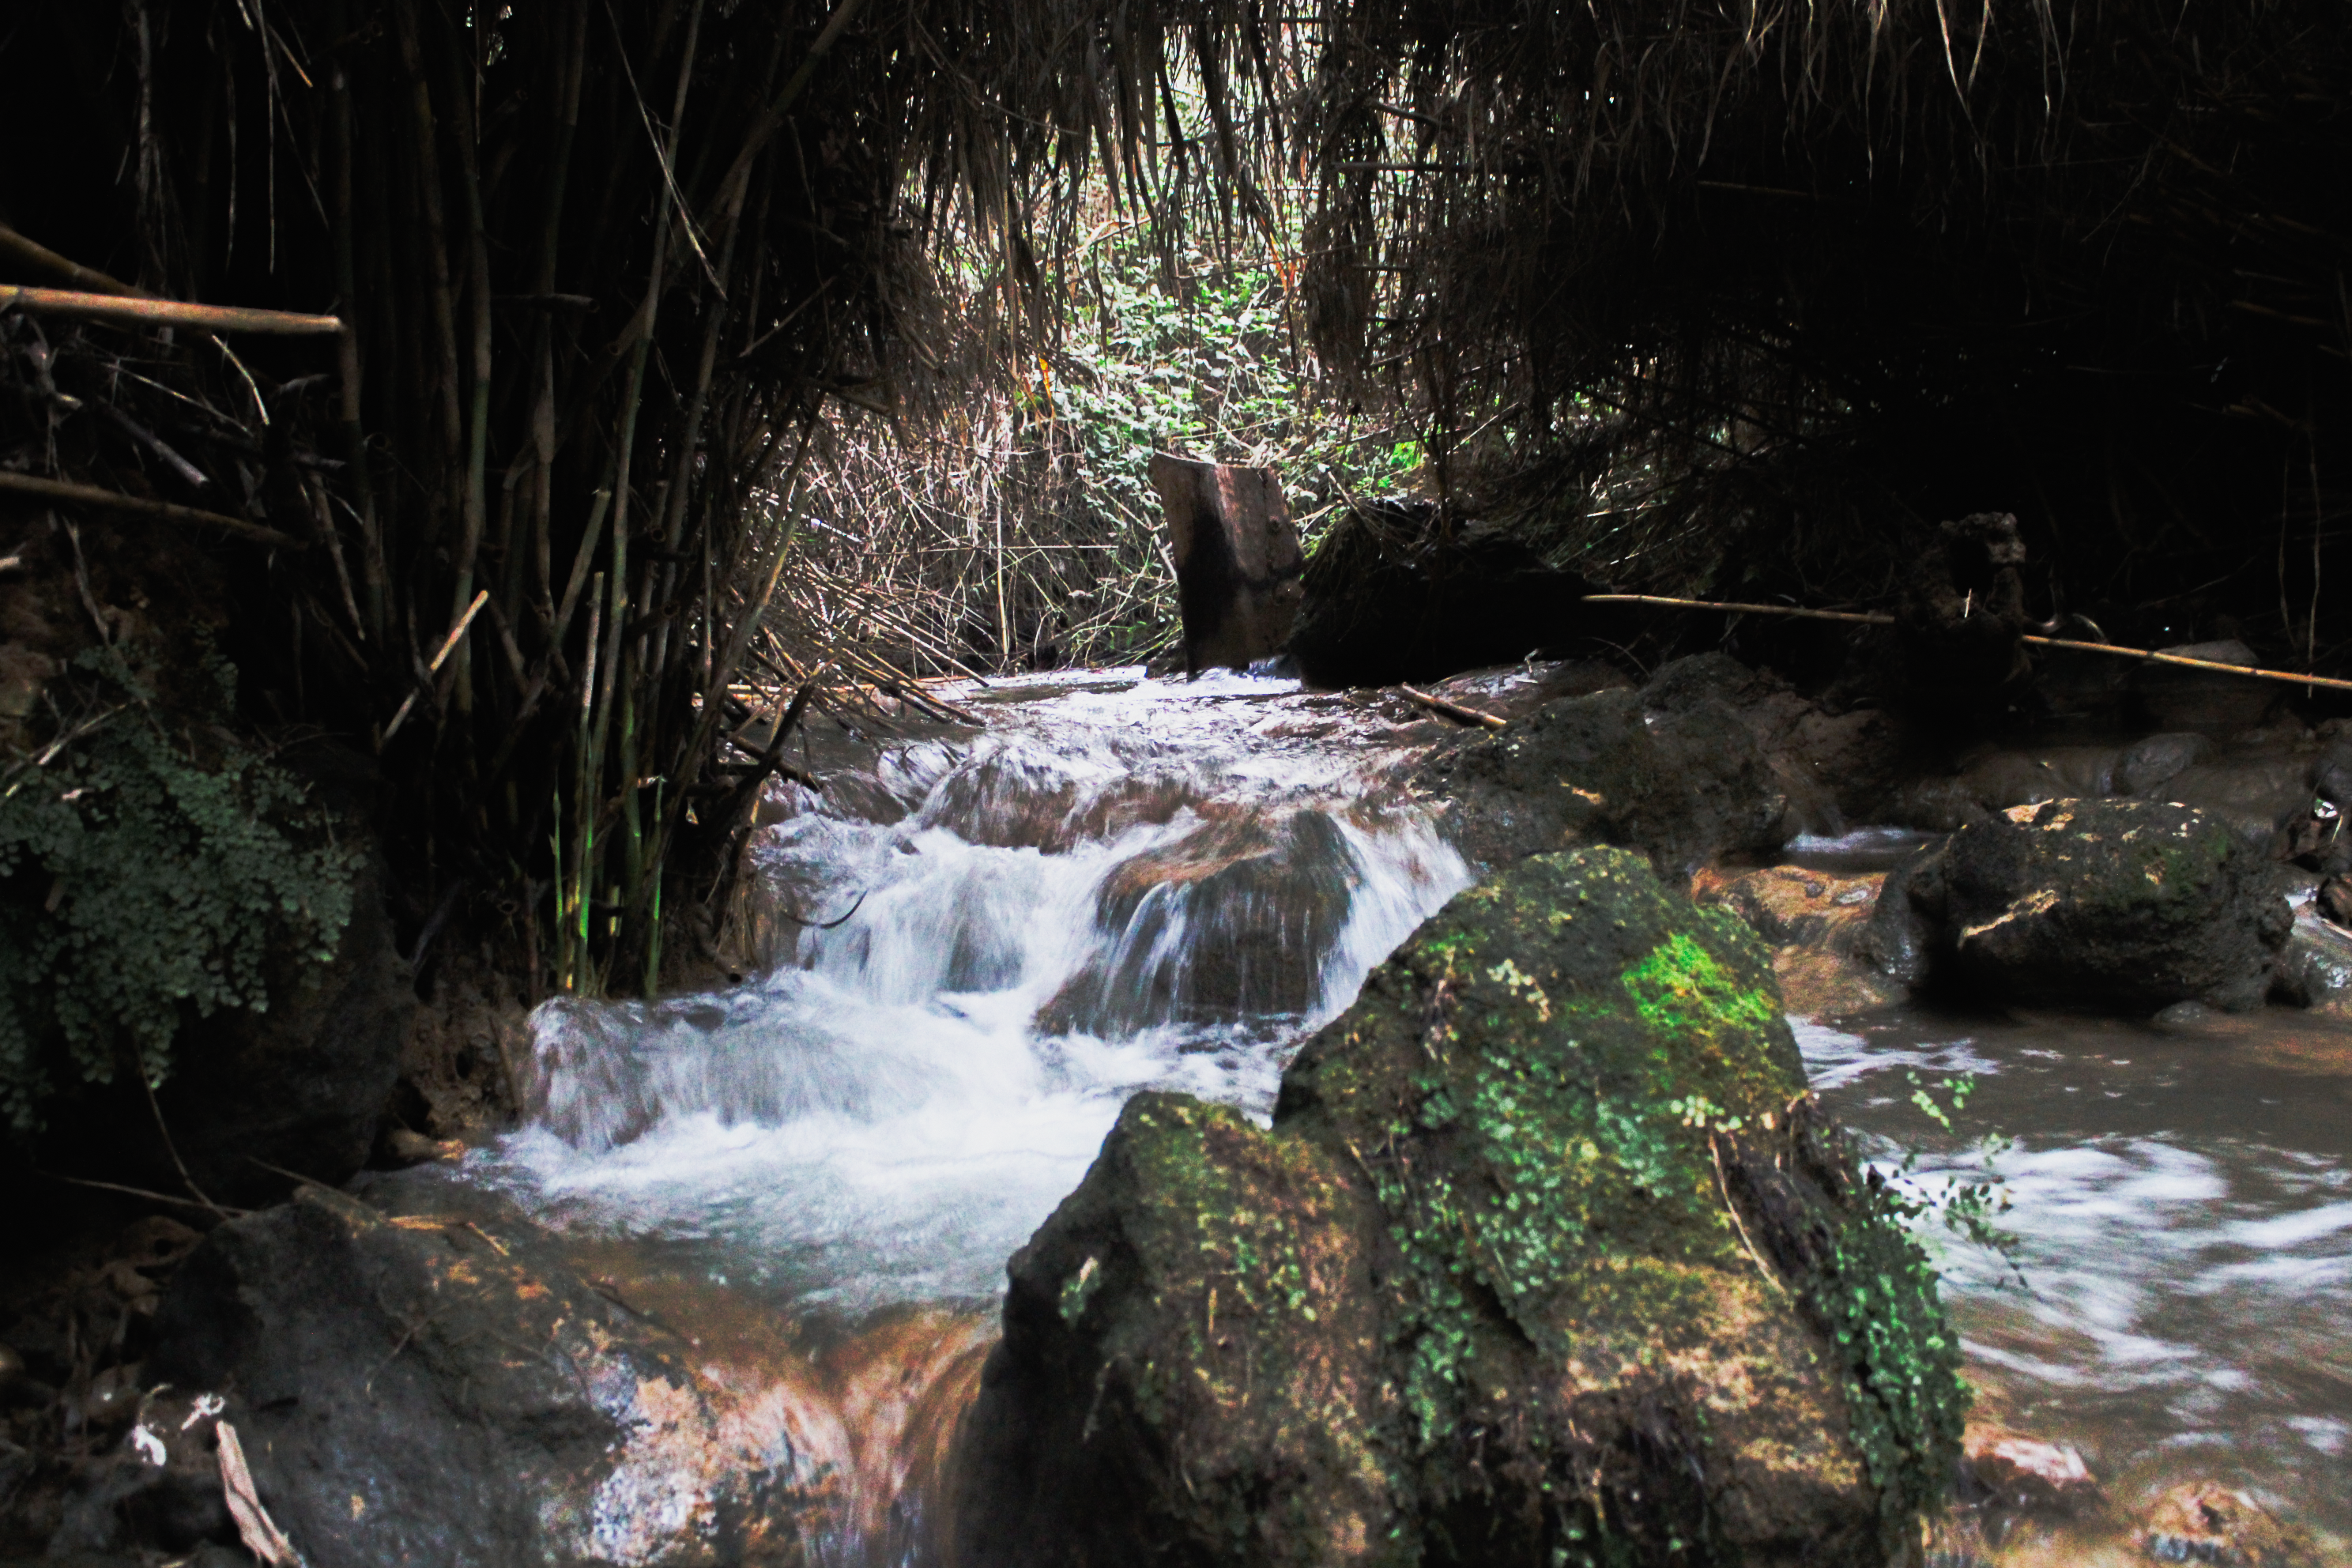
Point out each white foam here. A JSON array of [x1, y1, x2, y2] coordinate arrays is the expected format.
[[472, 686, 1472, 1311]]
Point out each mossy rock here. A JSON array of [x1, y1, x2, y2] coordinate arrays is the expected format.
[[1862, 797, 2291, 1012], [954, 847, 1966, 1567], [1413, 673, 1793, 883]]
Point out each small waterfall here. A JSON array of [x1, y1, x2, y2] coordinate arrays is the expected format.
[[462, 670, 1472, 1561]]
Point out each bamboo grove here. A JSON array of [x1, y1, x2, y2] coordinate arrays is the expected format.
[[0, 0, 1287, 996]]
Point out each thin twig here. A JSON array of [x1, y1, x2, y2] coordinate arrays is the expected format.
[[1400, 684, 1507, 729]]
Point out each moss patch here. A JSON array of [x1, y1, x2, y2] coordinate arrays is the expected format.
[[961, 846, 1967, 1567]]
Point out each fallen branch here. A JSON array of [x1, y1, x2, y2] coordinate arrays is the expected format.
[[1584, 593, 2352, 695], [1400, 684, 1508, 729], [0, 284, 343, 337], [0, 471, 304, 549], [38, 1171, 252, 1219], [1583, 593, 1890, 627]]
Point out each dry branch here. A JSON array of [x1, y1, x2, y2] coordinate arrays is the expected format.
[[0, 285, 344, 337], [1400, 684, 1507, 729], [1589, 593, 2352, 695], [0, 472, 304, 549]]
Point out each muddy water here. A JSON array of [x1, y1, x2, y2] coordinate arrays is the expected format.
[[458, 669, 2352, 1559], [1804, 1005, 2352, 1546]]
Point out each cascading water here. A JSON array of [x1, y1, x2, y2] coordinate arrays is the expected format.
[[455, 669, 1472, 1559], [479, 669, 1468, 1311]]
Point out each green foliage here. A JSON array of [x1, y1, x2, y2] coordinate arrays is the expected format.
[[1800, 1159, 1973, 1530], [1794, 1072, 2011, 1535], [1048, 233, 1423, 572], [0, 645, 358, 1132]]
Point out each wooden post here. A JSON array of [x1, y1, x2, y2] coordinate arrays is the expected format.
[[1148, 453, 1304, 676]]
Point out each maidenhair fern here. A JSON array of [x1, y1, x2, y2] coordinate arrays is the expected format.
[[0, 644, 357, 1132]]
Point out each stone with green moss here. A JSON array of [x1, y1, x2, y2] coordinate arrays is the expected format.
[[952, 846, 1967, 1567]]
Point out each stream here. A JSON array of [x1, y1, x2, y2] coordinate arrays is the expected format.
[[455, 668, 2352, 1560]]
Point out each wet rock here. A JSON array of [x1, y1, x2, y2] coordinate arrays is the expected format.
[[2121, 733, 2214, 797], [2150, 1000, 2234, 1035], [1958, 1425, 2099, 1514], [1037, 808, 1368, 1034], [1892, 776, 1990, 832], [148, 1185, 816, 1567], [2152, 757, 2316, 850], [953, 847, 1969, 1567], [1860, 798, 2291, 1012], [2313, 741, 2352, 808], [1416, 674, 1795, 880], [1694, 866, 1903, 1019], [2270, 901, 2352, 1013], [2319, 874, 2352, 929], [2134, 642, 2282, 731], [2140, 1480, 2314, 1566]]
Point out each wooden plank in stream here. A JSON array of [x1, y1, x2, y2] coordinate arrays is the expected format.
[[1148, 453, 1305, 676]]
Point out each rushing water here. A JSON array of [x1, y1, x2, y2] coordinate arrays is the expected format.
[[1804, 1006, 2352, 1545], [456, 669, 2352, 1558]]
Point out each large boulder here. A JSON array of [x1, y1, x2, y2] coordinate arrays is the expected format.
[[1414, 659, 1796, 880], [1285, 503, 1615, 688], [146, 1185, 816, 1567], [952, 848, 1968, 1566], [1037, 808, 1366, 1035], [1860, 797, 2291, 1012]]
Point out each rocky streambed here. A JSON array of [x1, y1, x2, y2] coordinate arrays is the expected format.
[[8, 654, 2352, 1566]]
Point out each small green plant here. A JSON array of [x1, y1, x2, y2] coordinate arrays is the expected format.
[[0, 643, 358, 1132], [1896, 1072, 2026, 1283]]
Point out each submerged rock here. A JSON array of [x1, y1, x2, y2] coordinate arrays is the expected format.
[[1036, 808, 1369, 1034], [953, 847, 1967, 1566], [147, 1186, 816, 1567], [1958, 1424, 2101, 1516], [2139, 1480, 2316, 1566], [1861, 798, 2290, 1012]]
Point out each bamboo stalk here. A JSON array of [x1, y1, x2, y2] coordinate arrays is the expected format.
[[444, 12, 498, 730], [0, 285, 342, 337], [0, 472, 303, 548], [0, 224, 151, 297], [382, 590, 492, 743], [1583, 592, 2352, 695], [571, 575, 605, 991], [604, 0, 709, 948]]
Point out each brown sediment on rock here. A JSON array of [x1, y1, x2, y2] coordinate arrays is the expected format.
[[1693, 865, 1903, 1020]]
